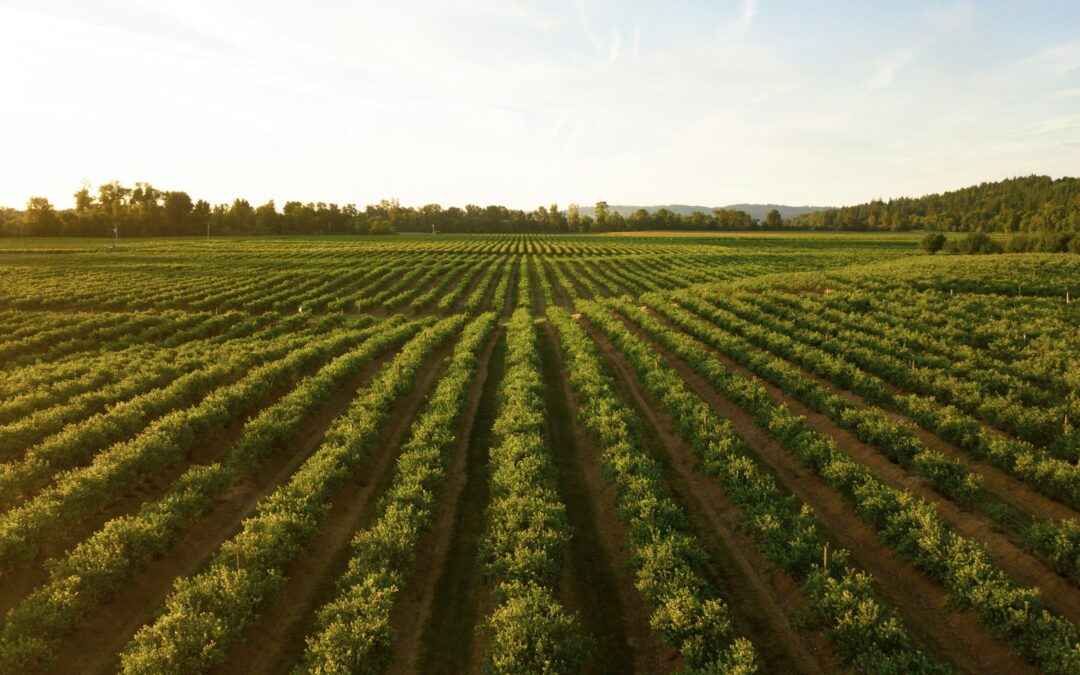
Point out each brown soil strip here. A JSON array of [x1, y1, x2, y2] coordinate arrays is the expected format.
[[0, 346, 357, 615], [209, 342, 458, 674], [541, 321, 675, 674], [580, 320, 833, 674], [702, 320, 1080, 524], [412, 336, 506, 675], [44, 349, 407, 675], [541, 259, 576, 310], [537, 322, 637, 673], [385, 327, 500, 673], [529, 257, 546, 316], [555, 260, 595, 301], [604, 313, 1035, 674], [655, 309, 1080, 615]]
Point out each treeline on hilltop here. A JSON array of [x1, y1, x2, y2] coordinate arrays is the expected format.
[[0, 182, 765, 237], [4, 175, 1077, 237], [792, 175, 1080, 232]]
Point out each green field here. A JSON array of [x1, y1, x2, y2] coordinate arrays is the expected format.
[[0, 234, 1078, 674]]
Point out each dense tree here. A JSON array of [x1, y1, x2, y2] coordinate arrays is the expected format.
[[920, 232, 947, 254], [792, 175, 1080, 232], [20, 176, 1078, 237], [23, 197, 59, 236], [762, 208, 784, 229]]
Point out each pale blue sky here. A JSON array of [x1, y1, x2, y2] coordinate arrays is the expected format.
[[1, 0, 1077, 209]]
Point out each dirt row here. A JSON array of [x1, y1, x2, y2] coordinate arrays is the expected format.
[[43, 340, 450, 674], [697, 302, 1080, 524], [0, 337, 388, 619], [641, 307, 1080, 622], [598, 309, 1035, 674], [543, 273, 832, 672]]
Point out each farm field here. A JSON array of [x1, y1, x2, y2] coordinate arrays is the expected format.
[[0, 233, 1078, 674]]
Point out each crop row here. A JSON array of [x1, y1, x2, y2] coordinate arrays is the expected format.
[[547, 306, 758, 672], [298, 311, 496, 672], [686, 291, 1080, 514], [115, 314, 467, 673], [578, 302, 947, 673], [479, 308, 583, 673], [653, 292, 1080, 583], [609, 299, 1080, 673], [0, 317, 426, 671], [0, 321, 384, 569]]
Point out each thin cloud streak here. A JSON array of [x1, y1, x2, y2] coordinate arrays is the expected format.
[[1, 0, 1078, 209]]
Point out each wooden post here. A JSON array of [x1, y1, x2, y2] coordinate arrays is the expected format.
[[823, 542, 829, 572]]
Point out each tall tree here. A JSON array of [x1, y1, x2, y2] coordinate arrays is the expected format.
[[23, 197, 59, 236]]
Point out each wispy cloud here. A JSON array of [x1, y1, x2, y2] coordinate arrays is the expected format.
[[608, 28, 621, 63], [865, 49, 916, 90], [573, 0, 601, 52], [1018, 41, 1080, 79], [734, 0, 758, 37]]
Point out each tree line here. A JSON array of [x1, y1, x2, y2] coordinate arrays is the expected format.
[[792, 175, 1080, 232], [6, 175, 1075, 237], [0, 182, 771, 237]]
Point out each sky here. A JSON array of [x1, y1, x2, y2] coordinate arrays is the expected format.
[[1, 0, 1078, 210]]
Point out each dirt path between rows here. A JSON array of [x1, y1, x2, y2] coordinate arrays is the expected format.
[[580, 319, 833, 674], [602, 311, 1035, 674], [0, 345, 353, 617], [209, 342, 458, 674], [411, 337, 505, 675], [386, 327, 501, 674], [537, 321, 644, 673], [682, 303, 1080, 524], [47, 345, 407, 675], [542, 259, 576, 310], [529, 257, 547, 316], [645, 307, 1080, 621]]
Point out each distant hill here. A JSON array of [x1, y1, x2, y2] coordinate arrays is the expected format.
[[577, 204, 831, 221], [789, 175, 1080, 231]]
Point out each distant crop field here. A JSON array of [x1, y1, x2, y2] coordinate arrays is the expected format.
[[0, 234, 1077, 674]]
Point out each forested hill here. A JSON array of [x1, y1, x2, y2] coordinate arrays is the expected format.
[[791, 175, 1080, 232], [577, 204, 829, 220]]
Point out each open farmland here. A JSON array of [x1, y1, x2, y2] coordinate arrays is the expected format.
[[0, 234, 1078, 674]]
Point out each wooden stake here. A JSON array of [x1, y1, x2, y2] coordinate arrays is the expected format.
[[823, 542, 829, 572]]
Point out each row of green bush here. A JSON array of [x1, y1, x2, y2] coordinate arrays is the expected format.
[[698, 290, 1080, 512], [611, 300, 1080, 673], [547, 306, 758, 672], [299, 312, 495, 672], [580, 301, 946, 673], [659, 292, 1079, 583], [0, 318, 424, 671], [733, 292, 1076, 456], [116, 315, 466, 674], [480, 308, 584, 673]]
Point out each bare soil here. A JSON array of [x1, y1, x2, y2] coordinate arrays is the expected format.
[[412, 336, 506, 674], [646, 307, 1080, 621], [209, 342, 457, 674], [581, 318, 834, 674], [601, 310, 1036, 674], [387, 327, 501, 673]]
